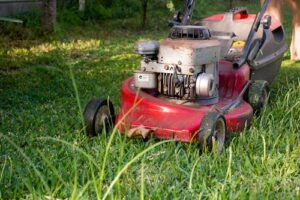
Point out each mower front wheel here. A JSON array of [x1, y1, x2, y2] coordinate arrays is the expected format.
[[83, 98, 115, 136], [198, 112, 226, 153]]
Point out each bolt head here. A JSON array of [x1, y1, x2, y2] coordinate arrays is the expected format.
[[177, 66, 182, 72]]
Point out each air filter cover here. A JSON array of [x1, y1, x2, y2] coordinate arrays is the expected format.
[[135, 41, 160, 56], [169, 25, 211, 40]]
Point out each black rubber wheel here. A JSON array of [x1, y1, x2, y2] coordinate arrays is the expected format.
[[83, 99, 115, 136], [198, 112, 226, 153], [247, 80, 269, 115]]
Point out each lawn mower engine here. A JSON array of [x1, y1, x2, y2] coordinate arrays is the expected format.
[[134, 26, 220, 104]]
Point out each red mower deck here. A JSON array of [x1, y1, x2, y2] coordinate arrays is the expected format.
[[116, 61, 252, 142]]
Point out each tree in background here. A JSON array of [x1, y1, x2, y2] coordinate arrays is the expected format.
[[141, 0, 148, 28], [79, 0, 85, 12], [41, 0, 56, 33]]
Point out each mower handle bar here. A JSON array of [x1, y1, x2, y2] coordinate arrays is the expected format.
[[233, 0, 271, 69], [182, 0, 196, 25]]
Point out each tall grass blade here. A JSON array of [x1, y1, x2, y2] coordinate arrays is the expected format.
[[225, 146, 232, 182], [98, 98, 143, 198], [0, 133, 50, 193], [69, 64, 86, 135], [37, 149, 67, 187], [37, 137, 99, 169], [261, 135, 267, 162], [0, 156, 7, 183], [140, 160, 145, 200], [102, 140, 173, 200], [71, 144, 79, 200], [188, 157, 201, 190]]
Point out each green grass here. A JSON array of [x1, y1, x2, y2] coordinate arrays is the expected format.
[[1, 5, 300, 199]]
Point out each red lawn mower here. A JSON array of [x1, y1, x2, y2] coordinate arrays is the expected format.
[[84, 0, 287, 152]]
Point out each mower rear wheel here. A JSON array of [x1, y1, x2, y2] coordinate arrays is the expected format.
[[83, 99, 115, 136], [198, 112, 226, 153], [247, 80, 269, 115]]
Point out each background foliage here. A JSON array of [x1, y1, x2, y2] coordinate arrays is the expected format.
[[0, 0, 265, 39]]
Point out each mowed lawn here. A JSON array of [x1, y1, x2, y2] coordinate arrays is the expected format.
[[1, 15, 300, 199]]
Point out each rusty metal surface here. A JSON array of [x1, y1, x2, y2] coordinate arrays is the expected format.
[[160, 38, 220, 49], [158, 38, 221, 67], [127, 126, 152, 139]]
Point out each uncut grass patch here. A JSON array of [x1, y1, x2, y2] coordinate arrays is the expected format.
[[1, 10, 300, 200]]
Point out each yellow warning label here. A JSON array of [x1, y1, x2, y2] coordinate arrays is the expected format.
[[232, 40, 246, 49]]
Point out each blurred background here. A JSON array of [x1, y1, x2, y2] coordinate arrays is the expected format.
[[0, 0, 271, 37]]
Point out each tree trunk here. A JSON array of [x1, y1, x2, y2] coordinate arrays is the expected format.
[[229, 0, 233, 9], [79, 0, 85, 12], [41, 0, 56, 34], [141, 0, 148, 29]]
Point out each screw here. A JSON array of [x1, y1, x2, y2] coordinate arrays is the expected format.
[[189, 68, 195, 73]]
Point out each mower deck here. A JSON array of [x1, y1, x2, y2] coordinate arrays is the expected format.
[[116, 61, 253, 142]]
